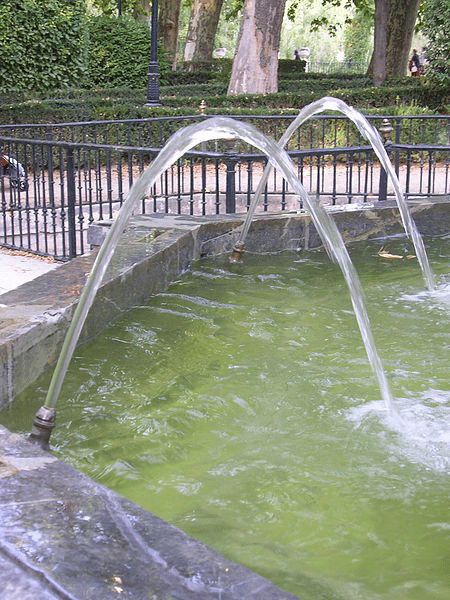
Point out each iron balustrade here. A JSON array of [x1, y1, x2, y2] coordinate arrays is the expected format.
[[0, 115, 449, 260]]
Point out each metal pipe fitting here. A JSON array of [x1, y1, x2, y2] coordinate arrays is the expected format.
[[29, 406, 56, 451], [229, 241, 245, 263]]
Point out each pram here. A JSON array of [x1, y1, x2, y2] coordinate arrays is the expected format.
[[0, 151, 28, 191]]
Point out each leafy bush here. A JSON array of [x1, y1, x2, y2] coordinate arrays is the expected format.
[[87, 15, 171, 88], [421, 0, 450, 86], [0, 0, 87, 92], [160, 83, 447, 112], [0, 77, 446, 128]]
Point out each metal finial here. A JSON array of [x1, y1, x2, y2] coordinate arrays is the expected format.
[[379, 118, 393, 143]]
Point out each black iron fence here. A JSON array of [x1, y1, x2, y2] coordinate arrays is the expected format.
[[0, 114, 449, 260]]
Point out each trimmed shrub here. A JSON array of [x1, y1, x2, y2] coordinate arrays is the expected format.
[[0, 0, 87, 92], [87, 15, 170, 89], [0, 76, 446, 127]]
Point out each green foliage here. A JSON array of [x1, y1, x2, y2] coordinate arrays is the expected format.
[[87, 15, 170, 88], [343, 9, 372, 65], [0, 0, 88, 92], [0, 73, 446, 127], [90, 0, 136, 16], [421, 0, 450, 86], [0, 6, 170, 93]]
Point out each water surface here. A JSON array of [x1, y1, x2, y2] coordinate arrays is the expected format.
[[3, 237, 449, 599]]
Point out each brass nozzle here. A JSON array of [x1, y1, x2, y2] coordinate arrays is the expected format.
[[29, 406, 56, 451], [229, 241, 245, 263]]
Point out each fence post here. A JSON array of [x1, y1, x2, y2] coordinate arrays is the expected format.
[[66, 147, 77, 259], [378, 118, 393, 201], [225, 140, 237, 213]]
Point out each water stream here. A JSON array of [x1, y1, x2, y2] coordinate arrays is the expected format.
[[43, 116, 395, 421], [237, 97, 435, 291]]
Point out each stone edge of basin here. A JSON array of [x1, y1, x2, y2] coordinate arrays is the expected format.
[[0, 424, 298, 600]]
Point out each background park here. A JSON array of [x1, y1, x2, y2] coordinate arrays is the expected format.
[[0, 2, 449, 600], [0, 0, 448, 122]]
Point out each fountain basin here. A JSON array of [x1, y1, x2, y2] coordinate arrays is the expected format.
[[1, 198, 448, 410], [0, 198, 449, 599]]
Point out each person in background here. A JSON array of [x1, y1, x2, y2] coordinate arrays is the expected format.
[[409, 49, 421, 77], [294, 49, 300, 61], [419, 47, 427, 75]]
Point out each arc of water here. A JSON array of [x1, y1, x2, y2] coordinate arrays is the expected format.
[[237, 97, 434, 291], [37, 117, 395, 442]]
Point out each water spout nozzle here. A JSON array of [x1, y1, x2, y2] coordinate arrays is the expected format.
[[229, 241, 245, 263], [29, 406, 56, 451]]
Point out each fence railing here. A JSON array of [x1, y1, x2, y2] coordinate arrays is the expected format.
[[1, 114, 449, 151], [1, 115, 449, 260]]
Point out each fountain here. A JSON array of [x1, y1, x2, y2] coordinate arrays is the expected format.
[[1, 108, 447, 599], [29, 116, 399, 448]]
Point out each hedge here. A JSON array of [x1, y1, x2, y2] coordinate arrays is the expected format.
[[0, 10, 170, 92], [0, 0, 87, 92], [87, 16, 171, 89], [0, 79, 447, 125]]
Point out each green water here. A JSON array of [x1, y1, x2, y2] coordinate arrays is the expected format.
[[3, 238, 450, 599]]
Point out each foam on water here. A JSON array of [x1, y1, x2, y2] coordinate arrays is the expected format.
[[347, 389, 450, 473], [401, 279, 450, 308]]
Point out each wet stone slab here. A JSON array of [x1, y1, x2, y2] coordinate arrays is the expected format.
[[0, 425, 298, 600]]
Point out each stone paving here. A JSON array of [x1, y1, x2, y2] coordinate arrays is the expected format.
[[0, 248, 59, 295]]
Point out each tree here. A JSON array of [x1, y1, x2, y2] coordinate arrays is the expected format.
[[184, 0, 225, 63], [287, 0, 420, 82], [159, 0, 182, 68], [133, 0, 151, 21], [371, 0, 421, 83], [385, 0, 420, 77], [228, 0, 287, 95], [343, 8, 372, 66], [91, 0, 150, 18], [372, 0, 389, 85]]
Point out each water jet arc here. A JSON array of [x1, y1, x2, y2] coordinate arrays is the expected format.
[[235, 97, 435, 291], [30, 117, 395, 447]]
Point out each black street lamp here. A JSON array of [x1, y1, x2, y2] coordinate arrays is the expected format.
[[146, 0, 161, 106]]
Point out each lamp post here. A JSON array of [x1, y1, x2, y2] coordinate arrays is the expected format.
[[146, 0, 161, 106]]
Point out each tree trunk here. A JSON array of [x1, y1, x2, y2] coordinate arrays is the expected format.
[[159, 0, 181, 69], [386, 0, 420, 76], [372, 0, 389, 86], [228, 0, 286, 95], [184, 0, 224, 64], [369, 0, 420, 81]]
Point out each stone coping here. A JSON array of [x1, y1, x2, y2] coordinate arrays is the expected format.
[[0, 424, 298, 599]]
